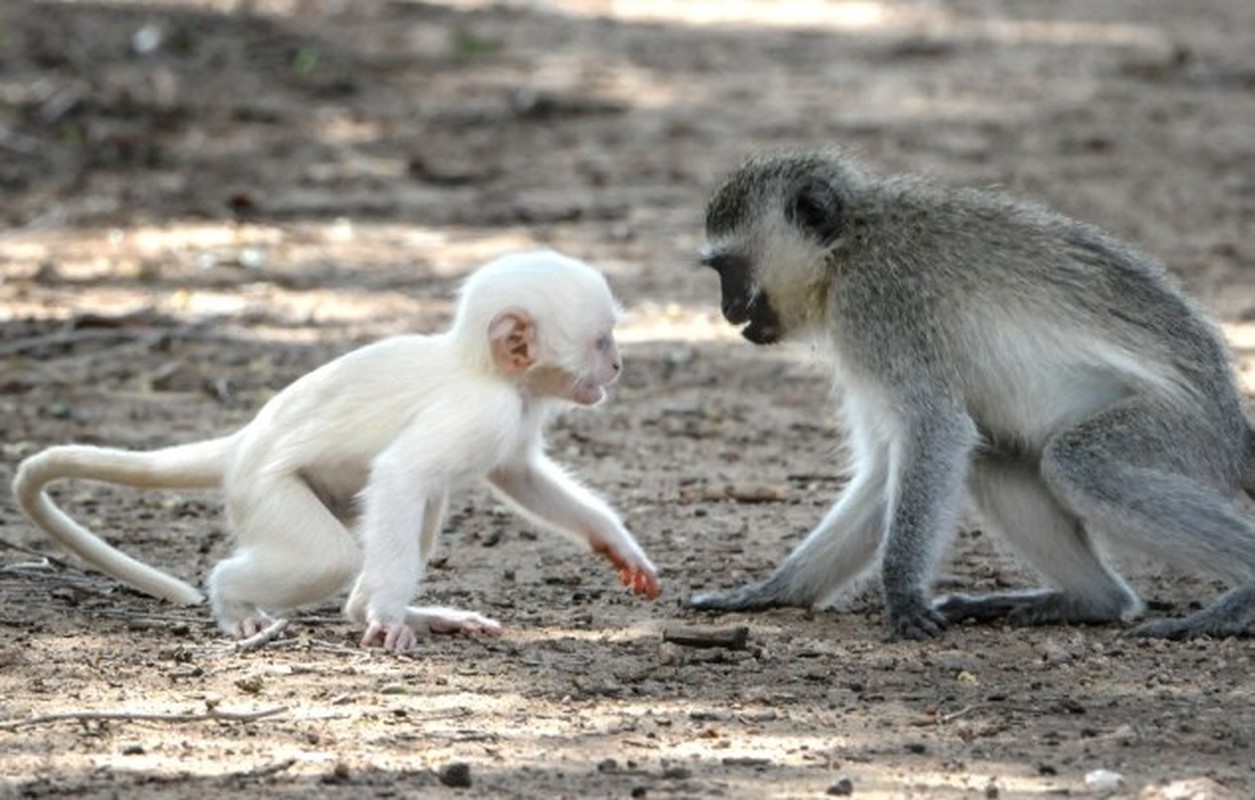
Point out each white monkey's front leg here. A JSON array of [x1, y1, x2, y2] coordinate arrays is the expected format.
[[489, 456, 660, 598], [346, 480, 498, 651]]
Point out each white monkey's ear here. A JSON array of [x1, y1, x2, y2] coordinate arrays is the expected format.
[[488, 311, 537, 375]]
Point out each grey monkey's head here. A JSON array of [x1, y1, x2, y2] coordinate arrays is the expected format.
[[700, 153, 858, 345]]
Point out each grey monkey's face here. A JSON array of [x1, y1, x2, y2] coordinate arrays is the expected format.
[[701, 157, 845, 345], [698, 248, 783, 345]]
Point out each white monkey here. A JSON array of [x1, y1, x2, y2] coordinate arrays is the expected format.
[[13, 250, 659, 651]]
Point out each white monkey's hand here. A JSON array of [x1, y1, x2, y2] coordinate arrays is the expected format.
[[591, 533, 660, 599], [360, 615, 419, 652]]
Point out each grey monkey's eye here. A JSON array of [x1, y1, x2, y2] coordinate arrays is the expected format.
[[787, 178, 842, 246]]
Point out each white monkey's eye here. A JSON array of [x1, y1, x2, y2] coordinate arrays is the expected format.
[[595, 333, 612, 351]]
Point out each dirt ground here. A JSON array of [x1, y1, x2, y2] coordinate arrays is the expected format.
[[1, 1, 1253, 797]]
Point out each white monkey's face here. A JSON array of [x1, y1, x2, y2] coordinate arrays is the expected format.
[[477, 253, 624, 407], [530, 327, 621, 406]]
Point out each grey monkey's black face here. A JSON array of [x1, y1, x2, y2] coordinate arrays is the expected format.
[[702, 157, 849, 346], [698, 250, 783, 345]]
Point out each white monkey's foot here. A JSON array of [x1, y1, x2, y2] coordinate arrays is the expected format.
[[214, 599, 280, 640], [407, 605, 503, 636], [233, 618, 291, 652], [359, 606, 502, 652]]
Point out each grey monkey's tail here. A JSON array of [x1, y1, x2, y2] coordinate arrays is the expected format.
[[10, 438, 236, 605]]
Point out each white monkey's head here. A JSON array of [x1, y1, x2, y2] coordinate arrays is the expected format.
[[700, 152, 861, 344], [454, 250, 624, 406]]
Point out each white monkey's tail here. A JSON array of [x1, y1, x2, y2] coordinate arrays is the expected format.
[[11, 437, 237, 605]]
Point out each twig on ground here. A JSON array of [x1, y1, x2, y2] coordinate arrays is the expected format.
[[941, 703, 987, 723], [910, 703, 988, 727], [234, 758, 297, 780], [662, 624, 750, 650], [307, 638, 366, 656], [0, 704, 288, 731], [0, 540, 75, 571], [233, 618, 291, 652]]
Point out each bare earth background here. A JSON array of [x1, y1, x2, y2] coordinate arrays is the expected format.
[[1, 1, 1253, 798]]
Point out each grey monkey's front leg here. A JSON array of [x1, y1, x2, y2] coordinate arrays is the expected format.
[[687, 570, 801, 612], [688, 457, 889, 613], [879, 408, 978, 639]]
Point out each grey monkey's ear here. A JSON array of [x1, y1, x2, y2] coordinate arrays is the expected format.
[[786, 176, 842, 246]]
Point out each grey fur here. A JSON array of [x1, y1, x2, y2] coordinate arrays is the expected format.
[[690, 151, 1255, 640]]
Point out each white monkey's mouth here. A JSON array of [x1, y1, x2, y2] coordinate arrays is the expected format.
[[568, 381, 607, 406]]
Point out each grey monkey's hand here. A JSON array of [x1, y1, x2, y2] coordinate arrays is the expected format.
[[886, 595, 947, 640], [687, 580, 792, 612]]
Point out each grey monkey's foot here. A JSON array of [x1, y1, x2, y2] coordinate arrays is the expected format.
[[687, 579, 795, 613], [1132, 617, 1209, 640], [936, 590, 1130, 627], [1139, 605, 1255, 635], [1133, 616, 1253, 640], [1133, 591, 1254, 640]]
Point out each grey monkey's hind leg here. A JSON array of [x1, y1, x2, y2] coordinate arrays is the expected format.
[[936, 455, 1142, 628], [1041, 402, 1255, 640]]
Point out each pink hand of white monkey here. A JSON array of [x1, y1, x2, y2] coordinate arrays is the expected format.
[[592, 538, 660, 599]]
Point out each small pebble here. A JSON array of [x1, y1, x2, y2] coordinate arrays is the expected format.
[[438, 762, 473, 789], [827, 775, 854, 795], [1084, 768, 1124, 793]]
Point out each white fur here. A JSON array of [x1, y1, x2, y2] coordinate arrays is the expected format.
[[12, 250, 657, 652], [960, 311, 1192, 449]]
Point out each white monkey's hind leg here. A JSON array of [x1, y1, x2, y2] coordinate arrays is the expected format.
[[210, 476, 360, 638], [937, 454, 1142, 627]]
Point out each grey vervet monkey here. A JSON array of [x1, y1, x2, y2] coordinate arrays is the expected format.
[[688, 151, 1255, 640], [14, 250, 659, 652]]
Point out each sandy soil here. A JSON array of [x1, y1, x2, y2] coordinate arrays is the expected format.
[[1, 1, 1253, 797]]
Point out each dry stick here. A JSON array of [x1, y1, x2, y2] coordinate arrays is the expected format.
[[235, 758, 297, 780], [233, 618, 291, 653], [0, 704, 288, 731], [909, 703, 988, 727], [0, 325, 313, 360], [0, 539, 75, 571], [0, 329, 163, 358], [662, 624, 750, 650], [941, 703, 987, 723]]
